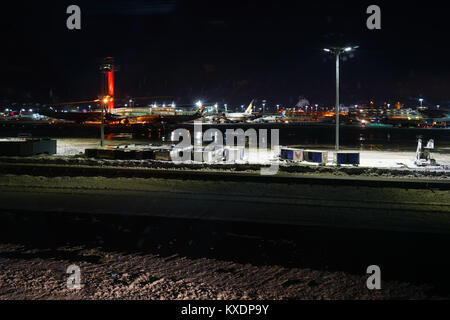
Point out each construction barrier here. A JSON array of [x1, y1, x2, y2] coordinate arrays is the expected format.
[[224, 146, 246, 162], [0, 139, 56, 156], [302, 150, 328, 165], [334, 152, 360, 166], [280, 148, 303, 162]]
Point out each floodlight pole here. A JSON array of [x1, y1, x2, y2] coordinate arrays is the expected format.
[[335, 51, 340, 151], [323, 46, 358, 152], [101, 103, 105, 147]]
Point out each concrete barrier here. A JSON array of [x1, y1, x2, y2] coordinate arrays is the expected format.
[[0, 139, 56, 156]]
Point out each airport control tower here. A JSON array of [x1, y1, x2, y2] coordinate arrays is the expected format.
[[99, 57, 116, 112]]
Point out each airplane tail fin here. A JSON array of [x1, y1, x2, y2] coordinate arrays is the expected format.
[[245, 99, 255, 114]]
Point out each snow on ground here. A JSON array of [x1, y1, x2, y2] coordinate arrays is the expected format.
[[55, 138, 450, 171]]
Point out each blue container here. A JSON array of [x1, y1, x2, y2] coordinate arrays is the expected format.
[[312, 152, 322, 163], [336, 152, 360, 165], [280, 149, 294, 160]]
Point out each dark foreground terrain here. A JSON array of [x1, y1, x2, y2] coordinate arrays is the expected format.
[[0, 166, 449, 300], [1, 211, 450, 300]]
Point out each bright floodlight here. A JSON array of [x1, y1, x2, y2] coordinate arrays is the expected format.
[[344, 47, 353, 52], [196, 100, 203, 107], [323, 48, 331, 52], [419, 98, 424, 102]]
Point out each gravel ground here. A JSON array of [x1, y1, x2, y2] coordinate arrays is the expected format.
[[0, 243, 442, 300]]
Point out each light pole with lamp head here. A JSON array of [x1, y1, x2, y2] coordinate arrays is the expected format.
[[101, 96, 110, 147], [323, 46, 358, 151]]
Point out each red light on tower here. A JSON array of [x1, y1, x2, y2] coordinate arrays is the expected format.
[[100, 57, 117, 112]]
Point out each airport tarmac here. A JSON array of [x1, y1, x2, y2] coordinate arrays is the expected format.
[[53, 137, 450, 170]]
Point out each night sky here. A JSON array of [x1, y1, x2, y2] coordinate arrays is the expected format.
[[1, 0, 450, 108]]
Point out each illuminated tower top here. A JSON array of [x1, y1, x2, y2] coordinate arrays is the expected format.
[[99, 57, 116, 111]]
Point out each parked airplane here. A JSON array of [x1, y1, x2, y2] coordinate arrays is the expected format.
[[224, 100, 255, 122], [41, 102, 205, 126], [253, 110, 286, 123]]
